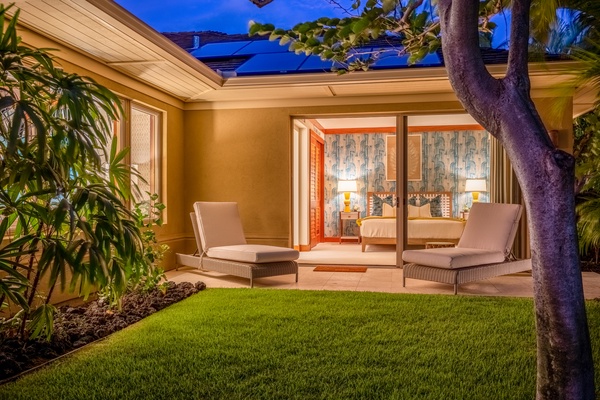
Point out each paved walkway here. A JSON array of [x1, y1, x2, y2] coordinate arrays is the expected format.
[[166, 265, 600, 298]]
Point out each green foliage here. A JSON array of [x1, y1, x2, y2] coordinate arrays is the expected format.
[[574, 108, 600, 193], [99, 193, 168, 307], [249, 1, 550, 73], [574, 108, 600, 259], [250, 0, 442, 72], [249, 1, 599, 73], [576, 194, 600, 259], [530, 9, 589, 55], [0, 3, 155, 341]]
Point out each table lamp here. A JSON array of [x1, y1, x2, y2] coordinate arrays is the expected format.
[[465, 178, 487, 202], [337, 180, 357, 212]]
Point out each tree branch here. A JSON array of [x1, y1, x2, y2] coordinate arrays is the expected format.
[[438, 0, 500, 128], [506, 0, 532, 84], [400, 0, 424, 26]]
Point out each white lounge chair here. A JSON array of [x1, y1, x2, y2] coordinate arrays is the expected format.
[[402, 202, 531, 294], [176, 202, 299, 287]]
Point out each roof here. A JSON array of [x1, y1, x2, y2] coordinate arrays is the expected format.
[[8, 0, 590, 114], [162, 31, 570, 78], [162, 32, 441, 77]]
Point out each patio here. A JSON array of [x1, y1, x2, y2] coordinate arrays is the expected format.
[[167, 243, 600, 298]]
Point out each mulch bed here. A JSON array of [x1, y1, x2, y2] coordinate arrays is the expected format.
[[581, 260, 600, 274], [0, 280, 206, 383]]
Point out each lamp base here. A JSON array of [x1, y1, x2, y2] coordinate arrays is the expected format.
[[343, 192, 351, 212], [472, 192, 480, 202]]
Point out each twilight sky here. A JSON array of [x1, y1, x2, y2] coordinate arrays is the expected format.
[[115, 0, 347, 34], [115, 0, 508, 47]]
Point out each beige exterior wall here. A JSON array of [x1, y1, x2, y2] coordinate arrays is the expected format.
[[534, 97, 574, 152], [180, 101, 467, 254]]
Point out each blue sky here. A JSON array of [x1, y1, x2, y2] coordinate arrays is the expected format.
[[115, 0, 345, 34]]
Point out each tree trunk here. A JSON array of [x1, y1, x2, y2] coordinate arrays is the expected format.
[[438, 0, 595, 398]]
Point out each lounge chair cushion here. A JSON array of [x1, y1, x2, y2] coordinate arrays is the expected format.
[[194, 202, 247, 249], [402, 247, 505, 269], [457, 202, 522, 255], [207, 244, 299, 264]]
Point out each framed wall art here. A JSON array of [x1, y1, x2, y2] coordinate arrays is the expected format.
[[386, 134, 422, 181]]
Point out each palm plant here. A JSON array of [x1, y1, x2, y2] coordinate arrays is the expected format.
[[0, 3, 151, 341], [573, 109, 600, 262]]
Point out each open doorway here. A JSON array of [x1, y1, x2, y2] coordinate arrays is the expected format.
[[293, 113, 490, 267]]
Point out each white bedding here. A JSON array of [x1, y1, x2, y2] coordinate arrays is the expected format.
[[360, 218, 465, 241]]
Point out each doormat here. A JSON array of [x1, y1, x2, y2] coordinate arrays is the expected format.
[[313, 265, 368, 273]]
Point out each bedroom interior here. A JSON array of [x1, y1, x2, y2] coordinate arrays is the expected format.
[[293, 113, 493, 264]]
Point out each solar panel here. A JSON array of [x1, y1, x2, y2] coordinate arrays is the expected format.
[[191, 41, 251, 58], [298, 55, 338, 72], [372, 51, 442, 68], [236, 52, 308, 75], [234, 40, 290, 55]]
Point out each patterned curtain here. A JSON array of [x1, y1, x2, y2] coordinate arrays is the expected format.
[[490, 137, 531, 259]]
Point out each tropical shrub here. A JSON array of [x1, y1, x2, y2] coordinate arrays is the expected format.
[[0, 3, 154, 341], [574, 107, 600, 260], [99, 193, 168, 307]]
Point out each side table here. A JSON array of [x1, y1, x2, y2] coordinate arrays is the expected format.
[[339, 211, 360, 243]]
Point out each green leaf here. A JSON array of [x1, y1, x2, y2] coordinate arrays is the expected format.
[[27, 303, 57, 341], [297, 23, 312, 35], [339, 24, 354, 38], [382, 0, 396, 13], [306, 38, 320, 47], [352, 18, 371, 35], [323, 28, 338, 42], [248, 21, 262, 36]]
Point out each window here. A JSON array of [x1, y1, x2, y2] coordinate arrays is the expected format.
[[98, 99, 164, 209], [108, 100, 163, 208], [128, 104, 161, 204]]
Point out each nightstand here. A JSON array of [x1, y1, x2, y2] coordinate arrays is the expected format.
[[339, 211, 360, 243]]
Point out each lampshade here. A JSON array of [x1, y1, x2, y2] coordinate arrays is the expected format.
[[337, 180, 357, 192], [465, 179, 487, 192]]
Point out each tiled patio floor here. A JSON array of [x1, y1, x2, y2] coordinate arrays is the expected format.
[[166, 265, 600, 298]]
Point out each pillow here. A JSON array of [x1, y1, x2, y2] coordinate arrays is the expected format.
[[408, 196, 418, 206], [419, 203, 432, 218], [382, 203, 396, 217], [408, 205, 420, 218], [419, 195, 443, 217], [372, 194, 394, 216]]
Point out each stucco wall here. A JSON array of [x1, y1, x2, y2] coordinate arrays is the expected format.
[[182, 108, 293, 248], [180, 102, 468, 252], [534, 97, 574, 152]]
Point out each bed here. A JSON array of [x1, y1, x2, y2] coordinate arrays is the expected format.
[[359, 191, 465, 252]]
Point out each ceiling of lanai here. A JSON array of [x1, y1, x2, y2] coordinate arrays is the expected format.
[[8, 0, 597, 116]]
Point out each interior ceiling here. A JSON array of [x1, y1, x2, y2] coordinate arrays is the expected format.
[[316, 114, 479, 129]]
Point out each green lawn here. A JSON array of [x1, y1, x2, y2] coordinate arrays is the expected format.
[[1, 289, 599, 399]]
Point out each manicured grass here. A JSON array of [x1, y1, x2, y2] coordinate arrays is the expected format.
[[2, 289, 600, 399]]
